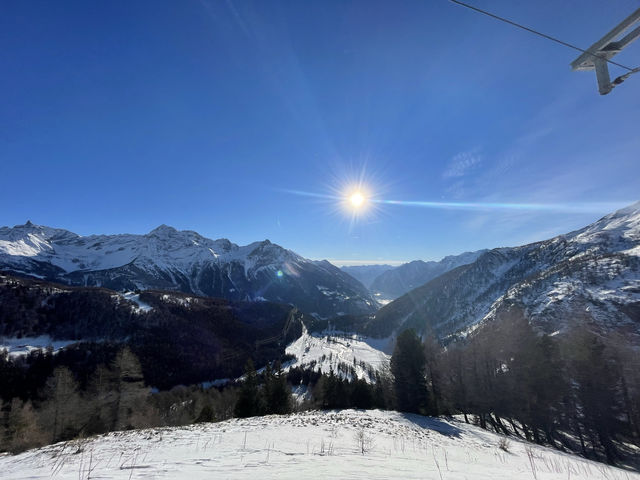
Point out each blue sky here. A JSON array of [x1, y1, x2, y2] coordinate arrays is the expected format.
[[1, 0, 639, 264]]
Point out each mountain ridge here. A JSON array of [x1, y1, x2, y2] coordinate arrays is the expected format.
[[371, 201, 640, 339], [339, 264, 395, 289], [368, 250, 488, 299], [0, 223, 377, 318]]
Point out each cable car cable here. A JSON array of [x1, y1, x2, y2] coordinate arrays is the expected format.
[[449, 0, 638, 73]]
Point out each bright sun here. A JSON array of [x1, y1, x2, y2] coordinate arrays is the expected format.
[[349, 192, 365, 208]]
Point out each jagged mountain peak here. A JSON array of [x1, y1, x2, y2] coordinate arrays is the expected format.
[[245, 239, 276, 252], [0, 223, 377, 317], [148, 224, 178, 236], [373, 201, 640, 339]]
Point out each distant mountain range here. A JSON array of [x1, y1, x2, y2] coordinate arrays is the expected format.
[[366, 251, 488, 299], [371, 201, 640, 339], [0, 223, 377, 318], [3, 201, 639, 346], [339, 264, 395, 289]]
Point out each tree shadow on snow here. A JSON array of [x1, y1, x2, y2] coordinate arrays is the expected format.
[[399, 413, 462, 438]]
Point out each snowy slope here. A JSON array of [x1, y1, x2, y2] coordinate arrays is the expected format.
[[0, 223, 377, 317], [375, 202, 640, 339], [285, 328, 391, 382], [1, 409, 636, 479]]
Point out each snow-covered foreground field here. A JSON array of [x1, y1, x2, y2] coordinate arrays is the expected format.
[[2, 410, 637, 479]]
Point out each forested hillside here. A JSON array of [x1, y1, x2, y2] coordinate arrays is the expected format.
[[0, 272, 302, 388]]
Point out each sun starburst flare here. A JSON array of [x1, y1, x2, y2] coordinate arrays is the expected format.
[[349, 192, 365, 209], [278, 188, 629, 217]]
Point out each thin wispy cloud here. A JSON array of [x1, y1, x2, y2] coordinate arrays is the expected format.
[[445, 179, 466, 199], [442, 149, 483, 179]]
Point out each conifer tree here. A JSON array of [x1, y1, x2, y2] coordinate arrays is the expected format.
[[235, 359, 263, 417], [265, 361, 292, 415], [391, 329, 428, 414]]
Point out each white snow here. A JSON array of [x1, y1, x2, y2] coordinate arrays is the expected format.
[[0, 223, 305, 279], [159, 293, 198, 307], [0, 336, 76, 358], [0, 409, 636, 479], [438, 202, 640, 338], [373, 292, 394, 306], [285, 329, 390, 382], [120, 292, 153, 313], [200, 378, 231, 389]]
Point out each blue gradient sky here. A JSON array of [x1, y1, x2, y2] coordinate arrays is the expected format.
[[1, 1, 639, 264]]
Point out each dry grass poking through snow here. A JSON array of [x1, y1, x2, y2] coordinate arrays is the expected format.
[[1, 409, 638, 479]]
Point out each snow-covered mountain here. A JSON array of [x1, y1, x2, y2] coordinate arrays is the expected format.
[[0, 222, 377, 318], [373, 202, 640, 339], [369, 250, 488, 299]]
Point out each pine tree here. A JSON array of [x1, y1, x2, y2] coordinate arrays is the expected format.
[[262, 362, 275, 412], [423, 334, 443, 414], [391, 329, 429, 414], [235, 359, 263, 418], [264, 361, 292, 415], [318, 368, 345, 409], [351, 378, 373, 409]]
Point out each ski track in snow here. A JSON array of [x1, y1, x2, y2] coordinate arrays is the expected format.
[[1, 409, 636, 479]]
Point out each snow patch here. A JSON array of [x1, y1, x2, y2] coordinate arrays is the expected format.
[[120, 292, 152, 313], [0, 336, 76, 358]]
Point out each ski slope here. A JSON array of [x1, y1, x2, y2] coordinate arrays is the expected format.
[[1, 410, 636, 479]]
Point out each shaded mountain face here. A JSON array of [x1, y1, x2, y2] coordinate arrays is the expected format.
[[339, 264, 395, 289], [372, 202, 640, 340], [0, 223, 377, 318], [369, 250, 487, 299], [0, 273, 303, 389]]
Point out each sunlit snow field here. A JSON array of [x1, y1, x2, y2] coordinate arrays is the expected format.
[[1, 410, 636, 479], [284, 329, 391, 382]]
